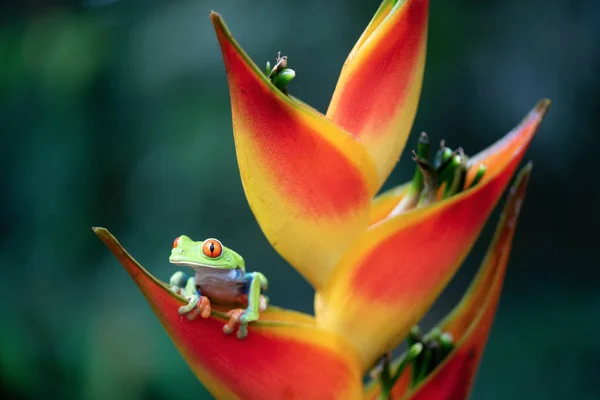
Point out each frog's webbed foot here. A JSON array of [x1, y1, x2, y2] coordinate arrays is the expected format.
[[175, 276, 211, 320], [178, 294, 199, 316], [169, 271, 189, 295], [179, 295, 212, 320], [223, 272, 264, 338], [223, 308, 259, 339]]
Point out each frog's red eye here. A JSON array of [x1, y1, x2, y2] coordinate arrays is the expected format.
[[202, 239, 223, 258], [172, 236, 182, 249]]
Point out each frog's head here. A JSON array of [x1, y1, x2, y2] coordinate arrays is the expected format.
[[169, 235, 245, 270]]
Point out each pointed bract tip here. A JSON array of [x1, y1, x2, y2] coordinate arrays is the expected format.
[[210, 11, 234, 46], [534, 98, 551, 117], [92, 227, 115, 246], [514, 161, 533, 190], [210, 11, 224, 27], [505, 163, 533, 222]]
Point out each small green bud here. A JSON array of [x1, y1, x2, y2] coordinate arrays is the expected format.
[[410, 325, 421, 337], [438, 151, 461, 183], [416, 132, 431, 160], [425, 327, 442, 342], [469, 163, 487, 188], [434, 146, 453, 169], [414, 346, 433, 385], [439, 332, 454, 353], [272, 68, 296, 92], [407, 342, 424, 361], [408, 325, 422, 348], [449, 153, 463, 170], [265, 61, 271, 76], [443, 153, 468, 198]]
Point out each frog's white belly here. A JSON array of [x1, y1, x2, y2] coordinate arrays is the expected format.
[[195, 267, 245, 305]]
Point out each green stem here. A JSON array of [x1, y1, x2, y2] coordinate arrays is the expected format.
[[377, 353, 393, 400], [378, 344, 423, 400], [413, 345, 433, 387], [411, 132, 431, 193]]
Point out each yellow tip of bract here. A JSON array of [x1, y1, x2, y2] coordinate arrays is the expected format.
[[210, 11, 379, 291], [316, 100, 548, 370], [327, 0, 430, 188], [93, 227, 363, 400], [364, 163, 533, 399]]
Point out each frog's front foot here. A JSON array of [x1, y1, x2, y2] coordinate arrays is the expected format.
[[178, 295, 212, 320], [169, 271, 189, 296], [223, 308, 258, 339]]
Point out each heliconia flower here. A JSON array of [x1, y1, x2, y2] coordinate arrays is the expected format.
[[95, 1, 551, 398]]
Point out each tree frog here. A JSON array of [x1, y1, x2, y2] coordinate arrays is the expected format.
[[168, 235, 268, 339]]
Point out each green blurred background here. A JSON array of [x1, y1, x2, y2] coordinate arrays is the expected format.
[[1, 0, 599, 399]]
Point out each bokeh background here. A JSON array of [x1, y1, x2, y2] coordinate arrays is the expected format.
[[1, 0, 599, 399]]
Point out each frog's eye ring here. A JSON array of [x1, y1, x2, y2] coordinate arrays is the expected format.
[[202, 238, 223, 258]]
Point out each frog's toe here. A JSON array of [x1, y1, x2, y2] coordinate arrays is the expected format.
[[259, 295, 269, 312], [170, 285, 183, 295], [178, 296, 198, 316], [196, 296, 212, 319], [236, 324, 248, 340], [185, 307, 200, 320], [223, 308, 245, 336]]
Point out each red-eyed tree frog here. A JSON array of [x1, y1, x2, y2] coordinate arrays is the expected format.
[[169, 235, 268, 339]]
